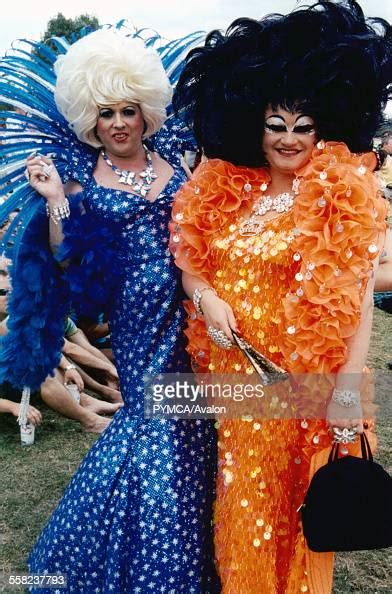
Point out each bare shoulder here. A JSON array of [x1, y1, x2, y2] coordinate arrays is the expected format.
[[64, 180, 83, 195], [151, 152, 174, 180]]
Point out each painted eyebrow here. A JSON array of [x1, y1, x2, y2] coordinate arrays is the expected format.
[[265, 114, 313, 122]]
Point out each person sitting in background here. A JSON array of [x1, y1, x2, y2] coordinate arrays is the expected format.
[[40, 350, 121, 434], [0, 397, 41, 426], [39, 316, 122, 433], [62, 316, 120, 401], [76, 313, 113, 361]]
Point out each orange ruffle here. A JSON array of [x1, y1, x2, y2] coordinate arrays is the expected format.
[[281, 142, 387, 374], [170, 145, 385, 594], [170, 159, 270, 282], [171, 143, 387, 376]]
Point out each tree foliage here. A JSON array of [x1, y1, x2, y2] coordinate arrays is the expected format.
[[41, 13, 100, 43]]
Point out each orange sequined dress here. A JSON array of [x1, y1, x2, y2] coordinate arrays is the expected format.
[[170, 143, 387, 594]]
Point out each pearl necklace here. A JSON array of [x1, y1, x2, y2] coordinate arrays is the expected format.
[[101, 144, 157, 197], [239, 181, 296, 237]]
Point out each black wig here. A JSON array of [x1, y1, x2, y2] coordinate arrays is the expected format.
[[173, 0, 392, 166]]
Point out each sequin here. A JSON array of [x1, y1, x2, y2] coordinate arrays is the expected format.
[[296, 288, 304, 297], [295, 273, 303, 282], [317, 197, 326, 207], [334, 268, 342, 276], [305, 271, 312, 280], [301, 585, 309, 592], [277, 241, 288, 251], [335, 222, 344, 233], [175, 212, 184, 221], [313, 435, 320, 444], [264, 532, 271, 540], [253, 422, 261, 431], [172, 234, 180, 243], [241, 499, 249, 507], [358, 165, 366, 175], [301, 420, 308, 429], [253, 538, 261, 547], [260, 182, 268, 192], [253, 306, 262, 320], [229, 224, 237, 232], [244, 183, 252, 192], [317, 140, 325, 149], [28, 157, 218, 591], [290, 352, 299, 361], [256, 518, 264, 527], [287, 326, 296, 335], [368, 244, 378, 254], [319, 171, 327, 181], [223, 470, 234, 485]]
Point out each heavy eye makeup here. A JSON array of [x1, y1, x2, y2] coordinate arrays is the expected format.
[[98, 106, 137, 119], [265, 116, 315, 135]]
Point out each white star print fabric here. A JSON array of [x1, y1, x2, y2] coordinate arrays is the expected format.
[[28, 148, 220, 593]]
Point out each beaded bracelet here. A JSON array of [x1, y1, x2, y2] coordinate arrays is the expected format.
[[331, 388, 360, 407], [192, 287, 217, 315], [46, 198, 70, 225]]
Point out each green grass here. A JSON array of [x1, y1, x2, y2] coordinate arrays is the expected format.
[[0, 308, 391, 592]]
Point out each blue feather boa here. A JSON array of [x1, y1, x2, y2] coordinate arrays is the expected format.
[[0, 195, 118, 391]]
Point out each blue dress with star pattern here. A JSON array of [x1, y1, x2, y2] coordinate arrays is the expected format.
[[28, 148, 220, 594]]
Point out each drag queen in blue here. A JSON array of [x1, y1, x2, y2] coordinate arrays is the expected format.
[[0, 28, 219, 593]]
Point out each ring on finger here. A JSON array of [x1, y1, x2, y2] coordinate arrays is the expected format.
[[332, 426, 358, 444], [207, 325, 232, 350]]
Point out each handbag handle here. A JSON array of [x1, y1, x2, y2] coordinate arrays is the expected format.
[[328, 432, 373, 464]]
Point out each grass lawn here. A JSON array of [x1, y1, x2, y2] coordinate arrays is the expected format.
[[0, 308, 391, 593]]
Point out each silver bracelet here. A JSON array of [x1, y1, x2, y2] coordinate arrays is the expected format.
[[331, 388, 360, 407], [192, 287, 217, 315], [46, 198, 70, 225]]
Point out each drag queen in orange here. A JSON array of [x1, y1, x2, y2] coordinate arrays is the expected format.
[[170, 2, 391, 592]]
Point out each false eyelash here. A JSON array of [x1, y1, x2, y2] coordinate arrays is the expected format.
[[265, 123, 287, 133], [292, 125, 315, 134]]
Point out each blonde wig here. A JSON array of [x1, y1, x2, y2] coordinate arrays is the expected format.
[[54, 29, 172, 147]]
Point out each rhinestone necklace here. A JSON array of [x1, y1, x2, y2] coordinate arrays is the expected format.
[[239, 182, 295, 237], [101, 144, 158, 197]]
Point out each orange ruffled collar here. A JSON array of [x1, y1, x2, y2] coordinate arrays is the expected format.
[[170, 142, 387, 375]]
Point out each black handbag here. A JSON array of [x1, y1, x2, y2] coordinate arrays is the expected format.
[[300, 433, 392, 552]]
